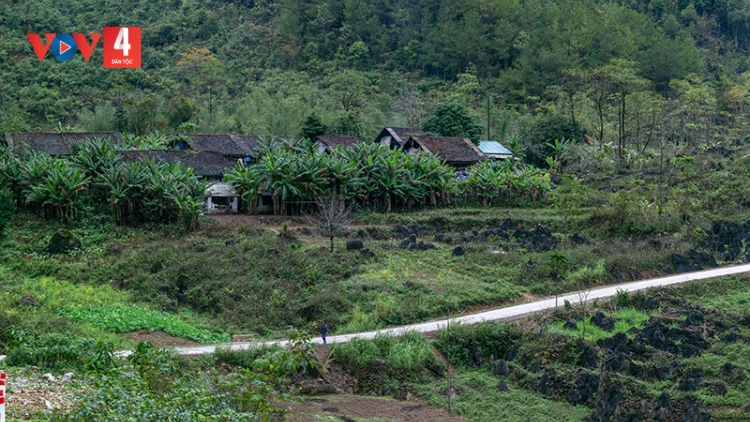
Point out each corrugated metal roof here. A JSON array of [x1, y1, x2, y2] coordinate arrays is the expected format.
[[478, 141, 512, 156]]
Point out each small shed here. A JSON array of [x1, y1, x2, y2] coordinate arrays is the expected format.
[[404, 136, 486, 169], [314, 136, 362, 153], [373, 127, 427, 149], [478, 141, 513, 160], [206, 183, 239, 214], [6, 132, 124, 156]]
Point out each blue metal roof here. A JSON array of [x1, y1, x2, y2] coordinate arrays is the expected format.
[[478, 141, 512, 156]]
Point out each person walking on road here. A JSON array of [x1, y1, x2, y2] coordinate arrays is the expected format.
[[320, 323, 328, 344]]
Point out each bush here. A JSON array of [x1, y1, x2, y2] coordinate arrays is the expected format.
[[5, 334, 117, 372], [386, 331, 435, 372], [334, 332, 436, 373], [214, 343, 284, 368], [335, 337, 381, 368], [436, 322, 521, 367], [525, 115, 584, 168]]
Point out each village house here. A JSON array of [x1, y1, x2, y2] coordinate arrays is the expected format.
[[175, 133, 267, 165], [478, 140, 513, 160], [403, 136, 487, 169], [373, 127, 427, 149], [5, 132, 124, 156], [313, 135, 362, 153], [118, 150, 240, 214]]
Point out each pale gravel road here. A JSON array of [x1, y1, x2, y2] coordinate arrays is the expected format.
[[2, 263, 749, 361]]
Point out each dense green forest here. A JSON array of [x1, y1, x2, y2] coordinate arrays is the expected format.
[[2, 0, 750, 148]]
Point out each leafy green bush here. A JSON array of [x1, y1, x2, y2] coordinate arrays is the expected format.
[[58, 306, 229, 344], [334, 337, 381, 368], [525, 115, 584, 168], [214, 343, 284, 368], [387, 331, 435, 372], [334, 332, 436, 373], [436, 322, 521, 367], [5, 334, 117, 372]]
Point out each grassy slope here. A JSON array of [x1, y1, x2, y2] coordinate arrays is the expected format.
[[330, 275, 750, 421]]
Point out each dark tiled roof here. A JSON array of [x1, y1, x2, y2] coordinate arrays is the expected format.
[[182, 134, 264, 157], [389, 127, 426, 142], [316, 136, 362, 149], [7, 132, 123, 155], [374, 127, 427, 147], [118, 150, 234, 177], [410, 136, 486, 164]]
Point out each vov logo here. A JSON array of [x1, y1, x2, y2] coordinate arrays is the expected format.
[[26, 27, 141, 68]]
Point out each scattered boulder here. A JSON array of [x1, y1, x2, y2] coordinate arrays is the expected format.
[[346, 238, 364, 250], [569, 233, 590, 245], [360, 248, 376, 259], [720, 332, 740, 344], [700, 220, 750, 262], [451, 246, 464, 257], [494, 360, 510, 376], [682, 311, 705, 327], [566, 371, 599, 406], [48, 230, 81, 254], [627, 268, 640, 281], [611, 270, 625, 284], [428, 364, 445, 378], [355, 229, 368, 240], [720, 362, 746, 385], [395, 384, 415, 401], [563, 320, 578, 331], [496, 380, 509, 392], [677, 368, 703, 391], [416, 241, 437, 251], [591, 311, 616, 331], [537, 373, 554, 396], [672, 249, 718, 273], [580, 345, 598, 369], [708, 381, 728, 396]]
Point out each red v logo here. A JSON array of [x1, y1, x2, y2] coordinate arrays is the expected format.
[[72, 33, 101, 62], [26, 33, 55, 61]]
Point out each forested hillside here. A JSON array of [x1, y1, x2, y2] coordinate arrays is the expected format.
[[2, 0, 750, 148]]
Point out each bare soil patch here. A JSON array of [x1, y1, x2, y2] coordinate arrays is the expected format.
[[284, 394, 464, 422], [120, 330, 196, 347]]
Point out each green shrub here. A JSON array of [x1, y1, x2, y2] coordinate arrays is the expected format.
[[334, 337, 381, 368], [334, 332, 435, 373], [386, 331, 435, 372], [436, 322, 521, 367], [525, 115, 584, 168], [5, 334, 117, 372], [214, 344, 284, 368], [58, 306, 229, 344]]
